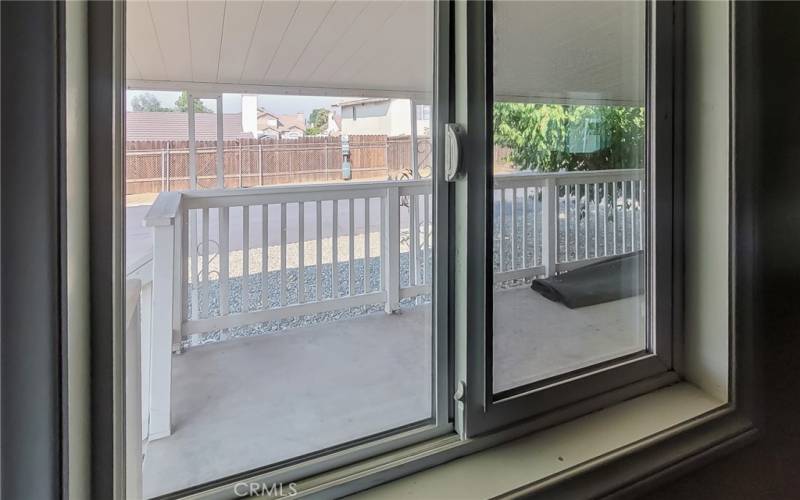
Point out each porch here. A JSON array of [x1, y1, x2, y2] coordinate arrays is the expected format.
[[141, 290, 642, 498], [126, 167, 646, 496]]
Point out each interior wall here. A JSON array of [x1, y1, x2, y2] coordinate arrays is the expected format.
[[649, 1, 800, 497]]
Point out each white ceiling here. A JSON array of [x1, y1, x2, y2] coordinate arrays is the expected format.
[[127, 1, 644, 105], [494, 1, 645, 106], [127, 0, 434, 98]]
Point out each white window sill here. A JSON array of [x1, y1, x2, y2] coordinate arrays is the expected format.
[[349, 383, 726, 499]]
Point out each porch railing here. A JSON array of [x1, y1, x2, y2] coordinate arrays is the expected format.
[[141, 168, 643, 439]]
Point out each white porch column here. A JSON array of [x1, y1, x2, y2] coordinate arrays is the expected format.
[[144, 192, 183, 440], [216, 95, 224, 188], [187, 92, 199, 317], [384, 186, 401, 313], [187, 92, 197, 189], [542, 177, 558, 276], [409, 99, 419, 179]]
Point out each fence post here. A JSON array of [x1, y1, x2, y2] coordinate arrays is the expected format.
[[384, 186, 401, 313], [160, 150, 166, 192], [165, 145, 171, 191], [143, 192, 183, 440], [258, 142, 263, 186], [238, 142, 243, 188], [542, 177, 558, 277]]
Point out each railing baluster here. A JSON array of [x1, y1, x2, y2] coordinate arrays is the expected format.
[[349, 198, 355, 296], [261, 204, 269, 309], [316, 200, 322, 301], [189, 210, 199, 319], [219, 206, 230, 316], [573, 184, 579, 261], [522, 187, 528, 269], [511, 188, 517, 271], [181, 209, 189, 322], [531, 188, 543, 266], [593, 183, 599, 258], [542, 178, 557, 276], [622, 181, 627, 253], [612, 181, 618, 254], [380, 196, 386, 292], [409, 194, 417, 286], [332, 199, 338, 299], [423, 192, 430, 284], [583, 184, 589, 260], [280, 202, 287, 306], [201, 207, 210, 318], [603, 183, 609, 256], [563, 185, 569, 262], [500, 188, 506, 271], [385, 187, 400, 313], [639, 178, 645, 251], [298, 202, 305, 303], [242, 206, 250, 312], [364, 198, 370, 293], [631, 181, 637, 252]]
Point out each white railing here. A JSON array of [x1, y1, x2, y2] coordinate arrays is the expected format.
[[171, 179, 432, 337], [142, 168, 643, 439], [126, 253, 157, 445], [493, 168, 645, 282]]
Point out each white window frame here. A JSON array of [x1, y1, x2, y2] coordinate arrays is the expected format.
[[451, 0, 678, 438]]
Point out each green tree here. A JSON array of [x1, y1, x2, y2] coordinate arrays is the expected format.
[[174, 91, 212, 113], [493, 102, 645, 172], [131, 92, 170, 112], [306, 108, 329, 135]]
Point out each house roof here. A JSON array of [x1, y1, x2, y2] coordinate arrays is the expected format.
[[256, 109, 306, 134], [274, 113, 305, 131], [126, 112, 252, 141], [336, 97, 391, 108]]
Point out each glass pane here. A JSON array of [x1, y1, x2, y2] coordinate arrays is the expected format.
[[491, 1, 648, 395], [124, 1, 436, 496]]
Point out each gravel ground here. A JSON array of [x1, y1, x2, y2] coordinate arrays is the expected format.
[[187, 252, 430, 347]]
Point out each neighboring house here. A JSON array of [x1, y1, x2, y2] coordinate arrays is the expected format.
[[337, 98, 431, 136], [325, 110, 341, 136], [256, 110, 306, 139], [126, 109, 308, 142], [126, 111, 253, 141]]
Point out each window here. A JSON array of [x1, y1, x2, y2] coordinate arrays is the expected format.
[[124, 1, 442, 497], [453, 0, 674, 437], [114, 1, 697, 498], [417, 104, 432, 121]]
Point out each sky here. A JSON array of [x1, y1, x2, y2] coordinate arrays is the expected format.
[[126, 90, 354, 119]]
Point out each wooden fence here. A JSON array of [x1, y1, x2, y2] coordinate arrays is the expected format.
[[126, 135, 434, 195]]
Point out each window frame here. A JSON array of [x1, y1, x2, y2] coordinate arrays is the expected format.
[[109, 1, 454, 498], [453, 0, 679, 438], [82, 1, 762, 499]]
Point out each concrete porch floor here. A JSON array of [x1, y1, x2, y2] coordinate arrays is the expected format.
[[143, 287, 644, 498]]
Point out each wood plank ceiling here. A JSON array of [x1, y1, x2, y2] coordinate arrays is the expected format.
[[127, 1, 644, 105]]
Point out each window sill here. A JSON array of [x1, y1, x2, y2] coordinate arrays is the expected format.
[[336, 382, 752, 499]]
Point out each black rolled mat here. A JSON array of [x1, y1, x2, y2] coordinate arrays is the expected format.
[[531, 251, 644, 309]]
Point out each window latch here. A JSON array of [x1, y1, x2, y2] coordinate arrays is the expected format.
[[444, 123, 465, 182]]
